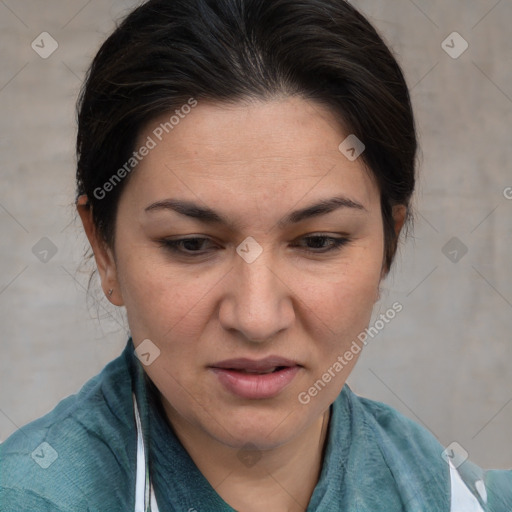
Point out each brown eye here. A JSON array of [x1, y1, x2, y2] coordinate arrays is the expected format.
[[294, 235, 350, 253], [160, 237, 216, 256]]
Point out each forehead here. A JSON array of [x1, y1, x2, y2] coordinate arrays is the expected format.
[[126, 96, 378, 211]]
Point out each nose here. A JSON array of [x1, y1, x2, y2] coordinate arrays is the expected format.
[[218, 250, 295, 343]]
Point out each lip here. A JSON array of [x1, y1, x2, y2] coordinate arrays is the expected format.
[[210, 357, 302, 399]]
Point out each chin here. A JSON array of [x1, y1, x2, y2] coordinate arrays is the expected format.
[[206, 404, 309, 450]]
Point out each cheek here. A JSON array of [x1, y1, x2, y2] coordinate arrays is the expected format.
[[289, 242, 382, 326], [304, 273, 379, 368], [120, 257, 209, 342], [289, 249, 383, 379]]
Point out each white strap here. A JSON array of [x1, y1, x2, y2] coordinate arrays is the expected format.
[[449, 460, 486, 512], [133, 393, 147, 512], [133, 393, 160, 512], [150, 481, 160, 512]]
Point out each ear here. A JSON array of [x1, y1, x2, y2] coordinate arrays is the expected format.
[[379, 204, 408, 281], [392, 204, 407, 238], [76, 195, 124, 306]]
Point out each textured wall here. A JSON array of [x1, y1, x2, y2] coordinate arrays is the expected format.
[[0, 0, 511, 470]]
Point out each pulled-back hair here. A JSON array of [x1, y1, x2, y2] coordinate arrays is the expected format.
[[76, 0, 417, 272]]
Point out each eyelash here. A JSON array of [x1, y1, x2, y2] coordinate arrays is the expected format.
[[159, 235, 350, 257]]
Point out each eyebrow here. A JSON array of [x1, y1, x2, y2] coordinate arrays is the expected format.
[[144, 196, 366, 229]]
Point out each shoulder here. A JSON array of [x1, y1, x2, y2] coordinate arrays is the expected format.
[[348, 388, 446, 464], [481, 469, 512, 512], [0, 487, 68, 512], [344, 386, 512, 512], [0, 345, 136, 512], [345, 387, 451, 508]]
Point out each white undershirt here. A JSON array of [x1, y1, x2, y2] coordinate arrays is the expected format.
[[449, 459, 486, 512]]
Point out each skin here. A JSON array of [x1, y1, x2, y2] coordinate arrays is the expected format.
[[78, 95, 406, 512]]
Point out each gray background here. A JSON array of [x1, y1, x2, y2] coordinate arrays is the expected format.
[[0, 0, 511, 469]]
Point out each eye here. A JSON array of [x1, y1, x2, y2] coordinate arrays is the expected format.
[[293, 235, 350, 253], [159, 237, 216, 256]]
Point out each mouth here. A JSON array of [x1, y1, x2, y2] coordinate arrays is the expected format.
[[210, 356, 300, 373], [209, 357, 302, 399], [224, 366, 289, 374]]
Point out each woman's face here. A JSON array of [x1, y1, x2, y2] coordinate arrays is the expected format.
[[101, 96, 393, 449]]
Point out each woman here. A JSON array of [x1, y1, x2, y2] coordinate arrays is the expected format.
[[0, 0, 510, 510]]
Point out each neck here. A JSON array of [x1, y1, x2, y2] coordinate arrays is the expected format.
[[160, 397, 331, 512]]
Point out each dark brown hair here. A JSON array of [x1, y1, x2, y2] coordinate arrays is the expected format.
[[76, 0, 417, 273]]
